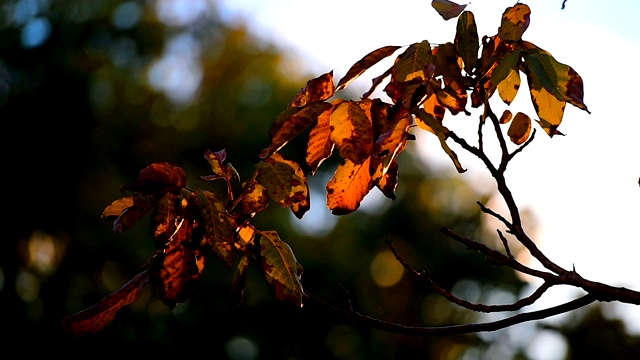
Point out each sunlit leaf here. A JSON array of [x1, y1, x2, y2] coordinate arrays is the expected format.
[[260, 231, 304, 307], [101, 197, 134, 219], [330, 101, 373, 164], [336, 45, 401, 91], [433, 43, 465, 87], [289, 71, 335, 107], [257, 153, 310, 218], [259, 101, 333, 159], [61, 270, 150, 336], [507, 112, 532, 145], [529, 85, 567, 136], [498, 4, 530, 41], [373, 115, 412, 157], [393, 40, 433, 82], [375, 158, 400, 200], [415, 108, 466, 173], [455, 11, 479, 74], [306, 100, 340, 174], [432, 0, 468, 21], [326, 157, 372, 215], [236, 223, 258, 249], [203, 148, 227, 179], [490, 49, 522, 104], [362, 67, 393, 99]]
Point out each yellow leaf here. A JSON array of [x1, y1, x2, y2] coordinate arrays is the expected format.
[[432, 0, 468, 21], [507, 112, 532, 145], [498, 4, 530, 41], [490, 49, 522, 104], [528, 79, 567, 137], [326, 157, 372, 215]]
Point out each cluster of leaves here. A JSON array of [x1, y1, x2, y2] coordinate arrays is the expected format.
[[62, 2, 589, 336]]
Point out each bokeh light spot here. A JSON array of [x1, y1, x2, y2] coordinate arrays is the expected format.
[[370, 250, 404, 287]]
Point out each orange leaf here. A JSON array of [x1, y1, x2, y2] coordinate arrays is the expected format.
[[499, 109, 513, 124], [330, 101, 373, 164], [240, 180, 270, 215], [121, 161, 187, 194], [432, 0, 468, 21], [507, 112, 532, 145], [196, 189, 235, 267], [336, 45, 401, 91], [306, 100, 339, 174], [61, 269, 150, 336], [101, 196, 134, 219], [112, 194, 155, 234], [151, 192, 180, 246], [326, 157, 372, 215]]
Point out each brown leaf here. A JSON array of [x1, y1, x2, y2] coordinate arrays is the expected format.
[[432, 0, 468, 21], [61, 270, 150, 336], [393, 40, 433, 83], [507, 112, 532, 145], [151, 192, 180, 247], [112, 194, 156, 234], [240, 180, 270, 215], [336, 45, 401, 91], [196, 189, 235, 267], [499, 109, 513, 124], [415, 107, 466, 173], [101, 197, 134, 219], [260, 231, 304, 307], [121, 161, 187, 194], [257, 153, 310, 219], [230, 254, 250, 305], [159, 219, 203, 307], [260, 101, 332, 159], [289, 71, 335, 108], [326, 157, 372, 215]]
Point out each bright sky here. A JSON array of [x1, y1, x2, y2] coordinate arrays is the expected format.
[[217, 0, 640, 338]]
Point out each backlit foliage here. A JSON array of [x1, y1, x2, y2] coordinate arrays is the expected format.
[[62, 2, 593, 336]]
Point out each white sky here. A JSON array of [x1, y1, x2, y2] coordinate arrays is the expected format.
[[217, 0, 640, 335]]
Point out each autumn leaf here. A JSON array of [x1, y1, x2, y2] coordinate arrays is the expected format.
[[336, 45, 401, 91], [260, 101, 332, 159], [260, 231, 304, 307], [498, 4, 530, 41], [151, 192, 180, 247], [432, 0, 468, 21], [121, 161, 187, 194], [289, 71, 335, 107], [111, 194, 156, 234], [393, 40, 433, 82], [326, 157, 373, 215], [375, 158, 400, 200], [256, 153, 310, 218], [455, 11, 479, 74], [61, 269, 150, 336], [415, 107, 466, 173], [230, 254, 251, 305], [200, 149, 240, 186], [507, 112, 532, 145], [306, 100, 339, 174], [240, 180, 270, 215], [196, 189, 235, 267], [499, 109, 513, 124], [159, 219, 204, 307], [362, 67, 393, 99], [101, 197, 134, 219], [330, 101, 374, 164], [373, 115, 412, 157], [490, 49, 522, 104]]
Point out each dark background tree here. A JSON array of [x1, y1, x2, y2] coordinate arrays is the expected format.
[[2, 1, 639, 358]]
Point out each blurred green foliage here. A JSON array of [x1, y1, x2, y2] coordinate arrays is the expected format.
[[1, 0, 639, 358]]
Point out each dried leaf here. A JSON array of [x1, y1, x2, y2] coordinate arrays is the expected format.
[[415, 107, 466, 173], [326, 157, 372, 215], [112, 194, 156, 234], [230, 254, 250, 305], [101, 197, 134, 219], [499, 109, 513, 124], [336, 45, 401, 91], [289, 71, 335, 108], [121, 161, 187, 194], [196, 190, 235, 267], [432, 0, 468, 21], [330, 101, 373, 164], [260, 231, 304, 307], [61, 270, 150, 336], [240, 180, 270, 215], [151, 192, 180, 247], [507, 112, 532, 145]]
